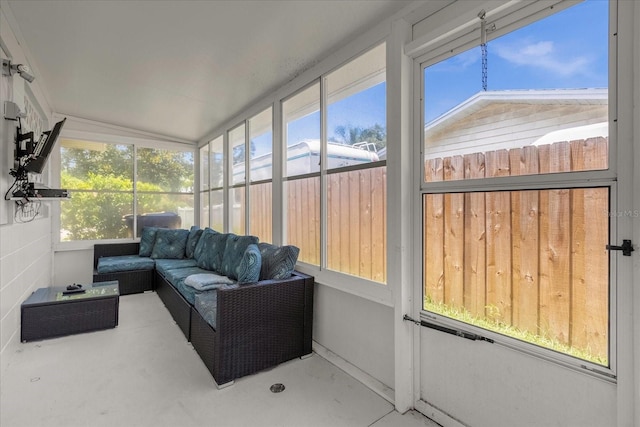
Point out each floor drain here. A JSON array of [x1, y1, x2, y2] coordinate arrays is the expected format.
[[270, 383, 285, 393]]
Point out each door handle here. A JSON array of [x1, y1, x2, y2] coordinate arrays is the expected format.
[[606, 239, 634, 256]]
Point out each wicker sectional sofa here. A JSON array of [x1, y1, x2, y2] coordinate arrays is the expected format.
[[93, 227, 314, 388]]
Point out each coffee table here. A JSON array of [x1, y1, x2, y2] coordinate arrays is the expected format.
[[21, 281, 119, 342]]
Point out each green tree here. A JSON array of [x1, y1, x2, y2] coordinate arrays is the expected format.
[[331, 123, 386, 151], [61, 144, 194, 241]]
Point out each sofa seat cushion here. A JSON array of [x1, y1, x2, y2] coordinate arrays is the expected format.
[[151, 228, 189, 259], [161, 266, 210, 288], [155, 258, 198, 276], [194, 290, 218, 329], [97, 255, 156, 274]]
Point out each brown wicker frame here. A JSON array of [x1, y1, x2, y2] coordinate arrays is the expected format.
[[93, 241, 314, 386], [155, 270, 192, 340], [189, 272, 314, 387], [93, 243, 154, 295]]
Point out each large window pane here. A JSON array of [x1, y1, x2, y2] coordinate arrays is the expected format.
[[327, 166, 386, 283], [229, 124, 246, 185], [137, 147, 194, 234], [326, 43, 386, 169], [210, 135, 224, 189], [200, 190, 210, 228], [60, 139, 133, 241], [423, 1, 608, 181], [249, 107, 273, 181], [283, 83, 321, 266], [199, 144, 210, 192], [137, 147, 193, 193], [283, 83, 320, 177], [423, 187, 610, 365], [247, 108, 273, 241]]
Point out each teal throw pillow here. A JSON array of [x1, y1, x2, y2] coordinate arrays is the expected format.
[[258, 242, 300, 280], [139, 227, 159, 257], [150, 228, 189, 259], [194, 229, 229, 273], [185, 226, 203, 259], [220, 234, 259, 279], [236, 244, 261, 284]]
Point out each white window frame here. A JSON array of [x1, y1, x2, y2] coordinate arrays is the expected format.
[[411, 0, 619, 380], [54, 129, 195, 251]]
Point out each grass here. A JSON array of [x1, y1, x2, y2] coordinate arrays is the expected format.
[[424, 297, 608, 367]]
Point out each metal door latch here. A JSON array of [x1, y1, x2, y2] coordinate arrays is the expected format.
[[606, 239, 634, 256]]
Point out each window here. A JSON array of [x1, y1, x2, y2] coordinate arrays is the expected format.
[[61, 139, 194, 241], [199, 144, 210, 228], [229, 124, 246, 235], [283, 83, 321, 265], [325, 43, 386, 283], [282, 43, 387, 282], [421, 1, 611, 366], [248, 107, 273, 243]]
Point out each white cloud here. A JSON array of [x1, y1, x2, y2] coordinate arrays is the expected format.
[[493, 39, 590, 77]]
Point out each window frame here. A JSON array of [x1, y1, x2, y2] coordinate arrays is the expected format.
[[282, 42, 390, 291], [412, 0, 619, 379], [54, 129, 195, 250]]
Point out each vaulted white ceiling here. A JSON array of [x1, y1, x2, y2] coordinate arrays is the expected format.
[[5, 0, 412, 143]]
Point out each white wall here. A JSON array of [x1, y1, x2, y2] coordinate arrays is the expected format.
[[313, 283, 395, 389], [0, 5, 55, 366]]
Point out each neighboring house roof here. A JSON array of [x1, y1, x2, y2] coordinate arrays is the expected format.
[[424, 88, 608, 158]]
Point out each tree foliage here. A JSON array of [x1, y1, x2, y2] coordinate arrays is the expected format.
[[330, 123, 386, 150], [61, 144, 193, 241]]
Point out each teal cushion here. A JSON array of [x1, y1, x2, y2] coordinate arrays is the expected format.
[[185, 226, 203, 259], [194, 229, 229, 273], [236, 244, 261, 284], [154, 258, 198, 276], [139, 227, 159, 257], [97, 255, 155, 274], [150, 228, 189, 259], [220, 234, 259, 279], [258, 243, 300, 280]]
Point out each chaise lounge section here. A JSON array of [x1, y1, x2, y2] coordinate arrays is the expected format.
[[93, 226, 314, 387]]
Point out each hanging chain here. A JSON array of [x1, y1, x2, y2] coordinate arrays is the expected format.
[[481, 43, 488, 91], [479, 10, 488, 91]]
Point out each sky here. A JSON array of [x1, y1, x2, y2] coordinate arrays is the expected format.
[[424, 0, 608, 123], [249, 0, 608, 156]]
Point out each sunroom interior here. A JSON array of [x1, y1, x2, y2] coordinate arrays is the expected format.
[[1, 1, 639, 426]]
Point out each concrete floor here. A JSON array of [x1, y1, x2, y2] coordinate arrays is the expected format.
[[1, 292, 439, 427]]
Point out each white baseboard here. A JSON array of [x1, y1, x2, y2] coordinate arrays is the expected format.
[[312, 341, 395, 404]]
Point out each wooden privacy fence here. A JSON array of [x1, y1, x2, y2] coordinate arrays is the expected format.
[[246, 167, 388, 283], [424, 137, 609, 359]]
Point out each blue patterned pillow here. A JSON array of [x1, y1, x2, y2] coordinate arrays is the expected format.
[[194, 229, 229, 273], [139, 227, 159, 257], [236, 244, 261, 283], [150, 228, 189, 259], [220, 234, 259, 278], [258, 243, 300, 280], [185, 226, 203, 259]]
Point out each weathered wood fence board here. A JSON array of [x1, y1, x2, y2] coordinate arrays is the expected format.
[[423, 137, 609, 360]]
